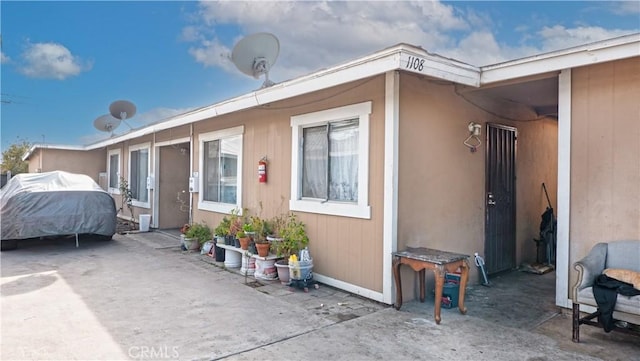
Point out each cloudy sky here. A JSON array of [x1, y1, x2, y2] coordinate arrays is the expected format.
[[1, 1, 638, 150]]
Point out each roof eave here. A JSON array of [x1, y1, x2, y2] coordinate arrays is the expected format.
[[480, 33, 640, 84], [85, 44, 480, 150]]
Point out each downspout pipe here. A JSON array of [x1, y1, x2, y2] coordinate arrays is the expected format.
[[189, 123, 194, 225]]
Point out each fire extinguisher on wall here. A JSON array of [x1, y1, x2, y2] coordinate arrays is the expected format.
[[258, 157, 267, 183]]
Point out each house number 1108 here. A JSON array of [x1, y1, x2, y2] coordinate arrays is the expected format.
[[405, 56, 425, 71]]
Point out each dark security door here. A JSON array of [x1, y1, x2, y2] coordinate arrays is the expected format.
[[485, 123, 517, 274]]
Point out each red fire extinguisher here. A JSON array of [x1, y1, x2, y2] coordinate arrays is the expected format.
[[258, 158, 267, 183]]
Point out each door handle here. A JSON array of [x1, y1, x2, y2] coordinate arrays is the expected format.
[[487, 193, 496, 206]]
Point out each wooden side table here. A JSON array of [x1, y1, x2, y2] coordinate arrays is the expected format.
[[392, 247, 470, 324]]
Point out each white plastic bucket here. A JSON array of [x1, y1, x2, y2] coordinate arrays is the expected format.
[[139, 214, 151, 232]]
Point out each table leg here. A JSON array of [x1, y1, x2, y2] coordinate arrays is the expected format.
[[458, 259, 469, 315], [419, 269, 426, 303], [433, 265, 445, 324], [392, 257, 403, 310]]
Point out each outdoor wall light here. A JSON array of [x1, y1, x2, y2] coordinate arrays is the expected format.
[[464, 122, 482, 153]]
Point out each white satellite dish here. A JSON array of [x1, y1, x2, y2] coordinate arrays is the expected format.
[[93, 114, 121, 133], [231, 32, 279, 88], [109, 100, 136, 120]]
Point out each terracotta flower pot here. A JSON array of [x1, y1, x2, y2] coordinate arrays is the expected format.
[[238, 237, 251, 250], [255, 242, 270, 257]]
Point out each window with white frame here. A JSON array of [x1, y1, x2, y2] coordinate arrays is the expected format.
[[129, 143, 150, 207], [107, 149, 121, 194], [290, 102, 371, 219], [198, 126, 244, 213]]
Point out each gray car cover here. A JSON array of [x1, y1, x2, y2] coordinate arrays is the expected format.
[[1, 171, 116, 240]]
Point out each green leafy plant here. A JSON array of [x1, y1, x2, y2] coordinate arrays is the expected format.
[[228, 208, 245, 237], [118, 177, 134, 222], [242, 223, 255, 233], [268, 213, 287, 239], [214, 216, 231, 237], [275, 213, 309, 257], [185, 223, 212, 245]]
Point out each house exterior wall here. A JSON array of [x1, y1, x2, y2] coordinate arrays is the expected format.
[[27, 148, 106, 184], [396, 73, 557, 300], [513, 118, 558, 264], [108, 135, 155, 221], [569, 57, 640, 292], [191, 75, 387, 293]]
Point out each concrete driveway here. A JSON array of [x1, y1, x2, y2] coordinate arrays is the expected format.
[[2, 233, 638, 360]]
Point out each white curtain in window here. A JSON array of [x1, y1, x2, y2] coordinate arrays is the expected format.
[[302, 126, 328, 199], [302, 120, 358, 201], [329, 120, 358, 201]]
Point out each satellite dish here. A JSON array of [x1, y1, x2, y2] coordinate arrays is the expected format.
[[93, 114, 121, 133], [109, 100, 136, 120], [231, 32, 279, 88]]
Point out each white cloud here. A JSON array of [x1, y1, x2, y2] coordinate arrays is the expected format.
[[186, 1, 468, 81], [19, 42, 91, 80], [1, 51, 10, 64], [610, 1, 640, 15], [183, 1, 639, 77], [537, 25, 637, 52]]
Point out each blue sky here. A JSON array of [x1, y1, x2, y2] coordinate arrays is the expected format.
[[2, 1, 639, 151]]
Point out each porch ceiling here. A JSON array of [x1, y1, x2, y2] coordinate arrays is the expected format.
[[477, 76, 559, 118]]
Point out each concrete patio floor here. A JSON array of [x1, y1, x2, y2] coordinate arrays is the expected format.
[[1, 231, 638, 360]]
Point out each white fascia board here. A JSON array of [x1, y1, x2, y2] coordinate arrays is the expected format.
[[397, 49, 480, 86], [22, 144, 87, 161], [256, 48, 402, 104], [481, 34, 640, 84]]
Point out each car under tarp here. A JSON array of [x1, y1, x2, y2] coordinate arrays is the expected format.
[[1, 171, 116, 241]]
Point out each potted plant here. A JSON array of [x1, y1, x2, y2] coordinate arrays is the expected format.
[[275, 213, 309, 258], [228, 208, 245, 246], [236, 230, 250, 250], [183, 223, 212, 251], [267, 213, 287, 242], [274, 213, 309, 284], [212, 218, 229, 262]]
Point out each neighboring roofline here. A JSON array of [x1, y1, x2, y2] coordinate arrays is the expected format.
[[25, 33, 639, 154], [22, 144, 86, 161], [480, 33, 640, 83]]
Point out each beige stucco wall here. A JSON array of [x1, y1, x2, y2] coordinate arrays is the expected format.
[[397, 73, 558, 300], [191, 75, 387, 292], [569, 57, 640, 293], [27, 148, 107, 184]]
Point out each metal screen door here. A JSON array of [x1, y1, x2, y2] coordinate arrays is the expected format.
[[484, 123, 517, 274]]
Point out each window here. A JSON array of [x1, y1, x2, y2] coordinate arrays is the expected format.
[[107, 149, 121, 194], [291, 102, 371, 219], [129, 143, 150, 207], [198, 126, 244, 213]]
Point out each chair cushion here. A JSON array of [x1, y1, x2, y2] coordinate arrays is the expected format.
[[604, 268, 640, 290]]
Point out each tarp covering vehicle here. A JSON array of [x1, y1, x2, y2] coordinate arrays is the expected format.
[[1, 171, 116, 241]]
